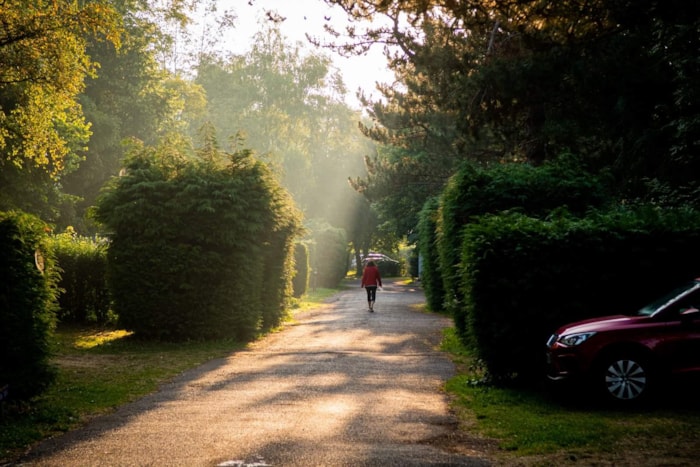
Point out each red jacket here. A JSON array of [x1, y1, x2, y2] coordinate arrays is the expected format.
[[361, 265, 382, 287]]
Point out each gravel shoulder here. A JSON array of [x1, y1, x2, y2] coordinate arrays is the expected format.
[[15, 279, 495, 467]]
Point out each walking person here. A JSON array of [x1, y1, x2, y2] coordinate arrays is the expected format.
[[361, 260, 382, 312]]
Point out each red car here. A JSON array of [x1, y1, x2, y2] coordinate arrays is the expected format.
[[545, 278, 700, 403]]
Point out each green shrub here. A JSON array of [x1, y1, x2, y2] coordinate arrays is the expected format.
[[307, 221, 348, 289], [50, 228, 111, 324], [259, 206, 300, 330], [376, 258, 401, 277], [292, 242, 310, 298], [458, 207, 700, 382], [94, 145, 302, 341], [408, 248, 419, 278], [418, 196, 445, 312], [0, 211, 58, 401], [438, 157, 611, 318]]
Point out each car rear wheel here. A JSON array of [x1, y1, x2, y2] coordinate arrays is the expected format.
[[599, 354, 652, 403]]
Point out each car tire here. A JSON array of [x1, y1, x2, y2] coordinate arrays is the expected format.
[[597, 353, 653, 404]]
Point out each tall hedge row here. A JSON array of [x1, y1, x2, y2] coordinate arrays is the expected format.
[[94, 147, 302, 341], [307, 222, 348, 289], [458, 208, 700, 382], [50, 229, 111, 324], [418, 154, 700, 386], [376, 258, 401, 277], [417, 197, 444, 312], [0, 211, 58, 401], [436, 157, 610, 317], [292, 242, 310, 298]]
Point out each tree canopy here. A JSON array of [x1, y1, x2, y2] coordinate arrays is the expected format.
[[323, 0, 700, 240], [60, 8, 207, 231], [4, 0, 697, 259], [0, 0, 122, 219], [0, 0, 121, 173], [193, 22, 374, 229]]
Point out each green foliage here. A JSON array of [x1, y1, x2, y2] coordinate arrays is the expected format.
[[376, 259, 401, 277], [60, 15, 206, 232], [417, 197, 445, 312], [332, 0, 700, 237], [343, 194, 379, 277], [438, 157, 611, 319], [407, 247, 419, 278], [0, 163, 66, 222], [94, 141, 302, 341], [306, 221, 349, 289], [458, 207, 700, 382], [258, 192, 302, 330], [193, 24, 386, 270], [0, 211, 59, 401], [292, 242, 310, 298], [193, 25, 371, 223], [0, 1, 122, 222], [349, 146, 452, 242], [49, 228, 111, 324]]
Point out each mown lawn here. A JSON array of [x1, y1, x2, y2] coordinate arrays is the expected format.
[[0, 286, 340, 462]]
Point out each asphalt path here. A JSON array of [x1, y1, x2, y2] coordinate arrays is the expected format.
[[15, 278, 492, 466]]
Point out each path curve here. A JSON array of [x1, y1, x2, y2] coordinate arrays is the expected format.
[[17, 279, 492, 466]]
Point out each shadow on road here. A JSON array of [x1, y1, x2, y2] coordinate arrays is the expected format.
[[17, 278, 492, 467]]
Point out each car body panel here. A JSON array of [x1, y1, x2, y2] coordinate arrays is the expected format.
[[545, 279, 700, 398]]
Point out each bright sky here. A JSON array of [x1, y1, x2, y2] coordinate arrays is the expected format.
[[216, 0, 394, 108]]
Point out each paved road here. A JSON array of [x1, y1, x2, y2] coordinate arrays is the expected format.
[[16, 279, 492, 466]]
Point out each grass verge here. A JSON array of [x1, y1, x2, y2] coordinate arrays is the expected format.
[[440, 326, 700, 465], [0, 289, 336, 463]]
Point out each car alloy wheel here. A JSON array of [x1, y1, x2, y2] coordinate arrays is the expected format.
[[603, 357, 649, 401]]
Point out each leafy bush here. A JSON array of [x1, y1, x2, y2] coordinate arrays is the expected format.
[[408, 248, 419, 278], [376, 259, 401, 277], [417, 196, 445, 312], [0, 211, 58, 401], [458, 207, 700, 382], [306, 221, 348, 289], [259, 209, 301, 330], [438, 156, 611, 318], [94, 144, 302, 341], [292, 242, 309, 298], [50, 228, 111, 324]]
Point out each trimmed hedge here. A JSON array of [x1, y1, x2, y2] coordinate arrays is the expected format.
[[95, 146, 302, 341], [417, 197, 446, 313], [458, 207, 700, 382], [50, 228, 111, 324], [438, 157, 611, 318], [292, 242, 310, 298], [376, 258, 401, 277], [0, 211, 58, 401], [307, 222, 348, 289]]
